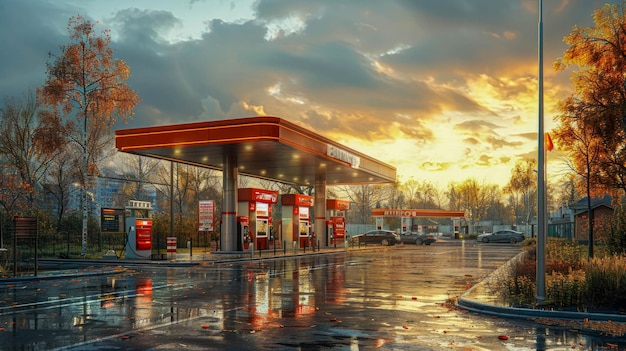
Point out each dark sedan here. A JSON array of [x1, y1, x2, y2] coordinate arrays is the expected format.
[[477, 230, 525, 244], [399, 232, 437, 245], [350, 230, 401, 246]]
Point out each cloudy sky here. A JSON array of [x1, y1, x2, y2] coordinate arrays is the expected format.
[[0, 0, 620, 187]]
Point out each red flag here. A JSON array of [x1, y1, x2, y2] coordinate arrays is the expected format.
[[545, 133, 554, 151]]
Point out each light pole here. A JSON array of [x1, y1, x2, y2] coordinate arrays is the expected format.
[[536, 0, 547, 303]]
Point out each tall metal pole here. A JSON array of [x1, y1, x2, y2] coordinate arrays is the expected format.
[[170, 161, 175, 238], [81, 109, 88, 256], [536, 0, 546, 303]]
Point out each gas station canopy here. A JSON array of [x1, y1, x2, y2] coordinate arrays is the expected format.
[[371, 209, 466, 218], [115, 116, 396, 185]]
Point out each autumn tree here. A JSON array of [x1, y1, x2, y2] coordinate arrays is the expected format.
[[503, 159, 537, 226], [552, 110, 605, 257], [553, 3, 626, 256], [554, 3, 626, 194], [38, 15, 140, 256], [0, 165, 33, 222]]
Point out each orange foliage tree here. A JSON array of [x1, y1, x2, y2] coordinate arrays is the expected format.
[[38, 15, 140, 256], [554, 3, 626, 256], [0, 168, 33, 220]]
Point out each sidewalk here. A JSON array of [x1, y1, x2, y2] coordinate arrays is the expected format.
[[1, 244, 357, 284]]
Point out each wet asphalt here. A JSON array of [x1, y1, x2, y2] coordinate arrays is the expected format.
[[1, 240, 625, 350]]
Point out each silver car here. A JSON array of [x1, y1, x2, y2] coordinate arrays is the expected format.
[[477, 230, 525, 244]]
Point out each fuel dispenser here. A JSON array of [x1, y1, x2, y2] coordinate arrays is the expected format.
[[238, 188, 278, 250], [326, 199, 350, 247], [282, 194, 314, 248], [125, 200, 153, 259]]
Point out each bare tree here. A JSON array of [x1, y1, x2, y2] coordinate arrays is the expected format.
[[451, 178, 492, 234], [339, 184, 388, 225], [43, 149, 79, 230], [0, 92, 62, 205]]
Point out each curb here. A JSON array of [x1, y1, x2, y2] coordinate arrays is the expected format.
[[457, 295, 626, 323], [455, 251, 626, 323]]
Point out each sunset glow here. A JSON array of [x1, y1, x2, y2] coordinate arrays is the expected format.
[[0, 0, 621, 187]]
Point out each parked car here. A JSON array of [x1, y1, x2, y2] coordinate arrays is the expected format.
[[350, 230, 401, 246], [477, 230, 525, 244], [399, 232, 437, 245]]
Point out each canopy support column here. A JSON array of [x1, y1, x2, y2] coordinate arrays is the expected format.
[[314, 174, 327, 247], [222, 150, 238, 251]]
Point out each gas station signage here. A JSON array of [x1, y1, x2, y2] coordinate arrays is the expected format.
[[327, 144, 360, 169], [327, 199, 350, 211], [282, 194, 314, 207], [371, 208, 466, 218], [239, 188, 278, 203], [198, 200, 215, 232]]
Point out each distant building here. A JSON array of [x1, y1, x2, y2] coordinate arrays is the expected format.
[[569, 195, 614, 243], [49, 169, 158, 220], [95, 169, 158, 212], [549, 202, 575, 240], [546, 195, 614, 242]]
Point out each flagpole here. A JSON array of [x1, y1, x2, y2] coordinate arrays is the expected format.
[[536, 0, 546, 303]]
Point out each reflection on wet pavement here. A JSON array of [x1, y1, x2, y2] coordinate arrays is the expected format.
[[0, 242, 624, 350]]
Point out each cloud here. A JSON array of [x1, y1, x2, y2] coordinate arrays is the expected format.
[[0, 0, 621, 187]]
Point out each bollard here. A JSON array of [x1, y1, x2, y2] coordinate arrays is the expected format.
[[284, 240, 287, 255], [167, 237, 177, 260], [187, 238, 193, 259], [292, 241, 297, 254], [250, 243, 254, 258]]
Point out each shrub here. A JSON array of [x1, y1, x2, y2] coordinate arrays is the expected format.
[[503, 275, 536, 306], [545, 268, 587, 308], [586, 255, 626, 310], [496, 239, 626, 312]]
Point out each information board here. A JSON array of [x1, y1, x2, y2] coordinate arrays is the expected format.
[[101, 208, 125, 232], [198, 200, 215, 232]]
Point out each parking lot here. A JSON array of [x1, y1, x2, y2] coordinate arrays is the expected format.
[[1, 240, 621, 350]]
